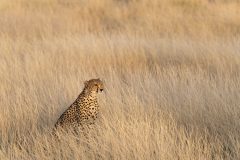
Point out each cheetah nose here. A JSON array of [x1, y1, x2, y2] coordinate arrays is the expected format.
[[100, 89, 103, 92]]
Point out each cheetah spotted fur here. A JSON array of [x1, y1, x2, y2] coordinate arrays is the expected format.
[[54, 78, 104, 131]]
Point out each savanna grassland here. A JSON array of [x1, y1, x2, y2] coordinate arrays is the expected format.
[[1, 0, 240, 159]]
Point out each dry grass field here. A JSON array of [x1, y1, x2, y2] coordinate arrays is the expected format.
[[1, 0, 240, 159]]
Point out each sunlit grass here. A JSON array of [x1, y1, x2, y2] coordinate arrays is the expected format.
[[0, 0, 240, 159]]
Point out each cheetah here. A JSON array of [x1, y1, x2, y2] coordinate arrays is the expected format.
[[54, 78, 104, 132]]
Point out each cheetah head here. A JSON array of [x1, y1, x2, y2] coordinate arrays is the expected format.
[[84, 78, 104, 94]]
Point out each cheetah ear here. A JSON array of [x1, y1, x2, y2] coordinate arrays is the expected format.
[[84, 80, 88, 86]]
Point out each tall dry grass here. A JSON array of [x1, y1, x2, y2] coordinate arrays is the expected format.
[[1, 0, 240, 159]]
